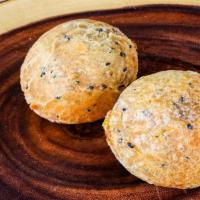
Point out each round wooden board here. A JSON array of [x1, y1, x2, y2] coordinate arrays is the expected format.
[[0, 5, 200, 200]]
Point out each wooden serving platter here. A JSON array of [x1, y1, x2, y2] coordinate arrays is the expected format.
[[0, 5, 200, 200]]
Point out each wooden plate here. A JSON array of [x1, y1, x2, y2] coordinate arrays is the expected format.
[[0, 5, 200, 200]]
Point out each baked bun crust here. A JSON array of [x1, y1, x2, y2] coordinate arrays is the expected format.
[[20, 19, 138, 124], [103, 70, 200, 189]]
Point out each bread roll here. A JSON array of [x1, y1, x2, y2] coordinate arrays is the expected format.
[[20, 19, 138, 124], [103, 70, 200, 189]]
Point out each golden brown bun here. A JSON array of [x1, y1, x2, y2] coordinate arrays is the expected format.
[[20, 19, 138, 124], [103, 70, 200, 189]]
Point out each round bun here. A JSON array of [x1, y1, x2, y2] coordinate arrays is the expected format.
[[20, 19, 138, 124], [103, 70, 200, 189]]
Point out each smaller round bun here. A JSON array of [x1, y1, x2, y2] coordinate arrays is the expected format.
[[103, 70, 200, 189], [20, 19, 138, 124]]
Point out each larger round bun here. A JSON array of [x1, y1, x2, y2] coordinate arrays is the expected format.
[[20, 19, 138, 124], [103, 70, 200, 189]]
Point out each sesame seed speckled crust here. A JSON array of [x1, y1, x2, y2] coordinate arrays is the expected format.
[[20, 19, 138, 124], [103, 70, 200, 189]]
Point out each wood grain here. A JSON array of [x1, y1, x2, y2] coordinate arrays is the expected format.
[[0, 5, 200, 200], [2, 0, 200, 35]]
